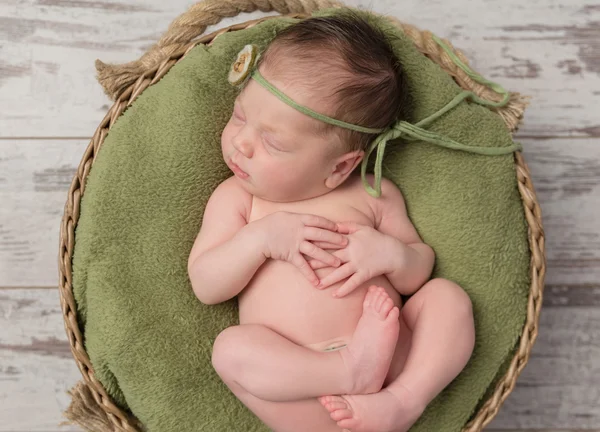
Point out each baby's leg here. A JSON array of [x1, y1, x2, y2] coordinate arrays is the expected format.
[[211, 287, 399, 403], [387, 278, 475, 406], [223, 376, 343, 432], [320, 279, 475, 432]]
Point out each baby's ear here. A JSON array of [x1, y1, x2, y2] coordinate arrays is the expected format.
[[338, 150, 364, 174], [325, 150, 364, 189]]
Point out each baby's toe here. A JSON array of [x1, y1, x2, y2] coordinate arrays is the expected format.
[[376, 291, 388, 311], [381, 297, 394, 315], [331, 408, 353, 421], [326, 401, 348, 410], [318, 395, 333, 406], [387, 306, 400, 323], [364, 288, 378, 308]]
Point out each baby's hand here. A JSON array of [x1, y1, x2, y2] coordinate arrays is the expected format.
[[254, 211, 348, 286], [309, 221, 397, 298]]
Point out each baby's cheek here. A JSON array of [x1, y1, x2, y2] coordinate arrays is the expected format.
[[220, 124, 233, 150], [265, 162, 289, 183]]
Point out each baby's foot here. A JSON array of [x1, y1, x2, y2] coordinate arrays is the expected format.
[[339, 286, 400, 395], [318, 385, 425, 432]]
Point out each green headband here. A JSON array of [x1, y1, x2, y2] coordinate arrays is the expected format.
[[228, 40, 522, 198]]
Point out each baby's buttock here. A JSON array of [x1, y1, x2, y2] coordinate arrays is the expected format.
[[238, 260, 402, 351]]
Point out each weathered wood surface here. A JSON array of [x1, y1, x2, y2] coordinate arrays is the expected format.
[[1, 289, 598, 430], [0, 0, 598, 138], [0, 289, 81, 431], [1, 0, 598, 429], [0, 139, 88, 288]]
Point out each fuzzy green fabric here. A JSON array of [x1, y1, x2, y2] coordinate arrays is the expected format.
[[72, 8, 530, 432]]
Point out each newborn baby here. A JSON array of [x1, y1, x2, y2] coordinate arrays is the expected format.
[[188, 9, 475, 432]]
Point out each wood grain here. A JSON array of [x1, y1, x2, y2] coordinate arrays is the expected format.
[[1, 0, 598, 429], [0, 289, 81, 431], [0, 0, 598, 138], [1, 289, 598, 430], [0, 139, 89, 288]]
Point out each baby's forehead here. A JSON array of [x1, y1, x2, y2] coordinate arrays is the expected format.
[[237, 83, 328, 137]]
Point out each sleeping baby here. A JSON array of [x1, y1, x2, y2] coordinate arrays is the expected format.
[[188, 9, 475, 432]]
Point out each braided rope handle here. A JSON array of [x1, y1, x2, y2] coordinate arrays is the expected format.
[[96, 0, 343, 100]]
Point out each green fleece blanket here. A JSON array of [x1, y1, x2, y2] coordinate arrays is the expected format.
[[72, 8, 530, 431]]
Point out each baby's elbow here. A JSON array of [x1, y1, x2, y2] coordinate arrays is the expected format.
[[188, 257, 217, 305], [410, 242, 435, 281], [422, 243, 436, 277], [190, 280, 220, 305], [189, 276, 220, 305]]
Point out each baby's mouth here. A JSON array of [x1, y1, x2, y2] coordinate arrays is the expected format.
[[229, 159, 249, 178]]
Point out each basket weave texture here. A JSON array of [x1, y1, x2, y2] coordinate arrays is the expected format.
[[58, 0, 546, 431]]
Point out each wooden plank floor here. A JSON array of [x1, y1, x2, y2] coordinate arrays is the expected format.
[[1, 0, 598, 430]]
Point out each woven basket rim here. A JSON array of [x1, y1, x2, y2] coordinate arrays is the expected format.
[[58, 11, 546, 432]]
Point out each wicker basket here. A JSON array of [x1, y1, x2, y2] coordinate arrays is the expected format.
[[58, 0, 546, 431]]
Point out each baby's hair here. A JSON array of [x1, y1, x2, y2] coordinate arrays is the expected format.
[[256, 8, 406, 155]]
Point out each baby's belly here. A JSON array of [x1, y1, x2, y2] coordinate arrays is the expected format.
[[238, 259, 402, 350]]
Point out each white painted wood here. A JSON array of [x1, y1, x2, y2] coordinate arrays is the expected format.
[[0, 289, 598, 430], [487, 306, 600, 429], [0, 139, 89, 288], [1, 0, 598, 430], [0, 289, 82, 431], [0, 0, 598, 138], [1, 138, 598, 288], [520, 138, 600, 287]]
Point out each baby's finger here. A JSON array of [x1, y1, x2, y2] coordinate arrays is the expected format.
[[304, 227, 347, 245], [311, 241, 347, 250], [300, 241, 342, 267], [335, 221, 359, 234], [317, 263, 354, 290], [301, 214, 338, 232], [308, 259, 330, 270], [299, 241, 340, 267], [333, 272, 365, 298], [291, 253, 320, 286]]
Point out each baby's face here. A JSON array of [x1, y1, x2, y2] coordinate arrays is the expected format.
[[221, 70, 348, 202]]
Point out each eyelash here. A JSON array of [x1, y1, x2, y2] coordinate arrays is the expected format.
[[233, 109, 282, 152], [264, 139, 281, 151], [233, 111, 244, 122]]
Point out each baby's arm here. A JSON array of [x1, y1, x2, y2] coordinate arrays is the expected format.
[[372, 177, 435, 296], [188, 177, 266, 305]]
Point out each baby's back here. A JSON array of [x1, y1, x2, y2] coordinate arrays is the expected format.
[[238, 174, 400, 350]]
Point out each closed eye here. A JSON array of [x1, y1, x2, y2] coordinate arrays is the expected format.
[[264, 138, 282, 151]]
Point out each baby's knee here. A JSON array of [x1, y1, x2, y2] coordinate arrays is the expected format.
[[423, 278, 473, 315], [212, 326, 244, 377], [427, 279, 475, 350]]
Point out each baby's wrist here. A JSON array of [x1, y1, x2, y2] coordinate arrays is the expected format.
[[243, 221, 268, 260], [382, 236, 406, 275]]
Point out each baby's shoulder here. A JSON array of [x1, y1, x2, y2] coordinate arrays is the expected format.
[[345, 174, 403, 201], [210, 176, 253, 223], [345, 174, 405, 219]]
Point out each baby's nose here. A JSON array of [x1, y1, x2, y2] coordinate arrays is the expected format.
[[232, 136, 254, 158]]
